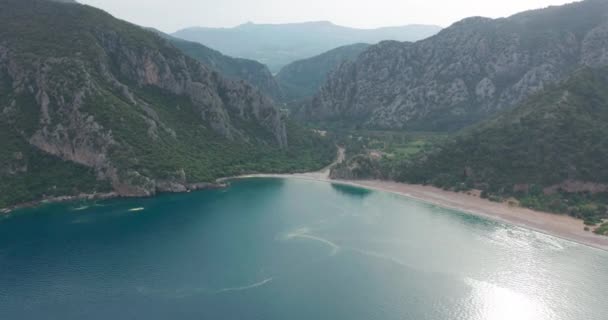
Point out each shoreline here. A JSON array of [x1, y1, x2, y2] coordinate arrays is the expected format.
[[2, 144, 606, 252], [0, 147, 346, 214], [224, 173, 608, 252], [0, 182, 227, 214], [0, 192, 119, 214]]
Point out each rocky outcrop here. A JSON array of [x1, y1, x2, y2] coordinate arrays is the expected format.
[[307, 0, 608, 131], [93, 29, 287, 147]]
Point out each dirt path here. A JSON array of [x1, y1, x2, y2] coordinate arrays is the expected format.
[[315, 146, 345, 179]]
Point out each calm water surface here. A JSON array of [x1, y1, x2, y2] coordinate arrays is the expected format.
[[1, 178, 607, 320]]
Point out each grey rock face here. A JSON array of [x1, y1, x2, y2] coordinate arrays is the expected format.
[[308, 0, 608, 131]]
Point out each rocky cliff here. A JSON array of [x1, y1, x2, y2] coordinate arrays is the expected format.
[[307, 0, 608, 131], [0, 0, 336, 207]]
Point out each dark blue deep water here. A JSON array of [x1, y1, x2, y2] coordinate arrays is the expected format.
[[1, 178, 607, 319]]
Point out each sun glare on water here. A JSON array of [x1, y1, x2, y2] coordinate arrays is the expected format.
[[464, 278, 555, 320]]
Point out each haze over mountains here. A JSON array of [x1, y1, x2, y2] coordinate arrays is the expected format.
[[172, 22, 442, 73]]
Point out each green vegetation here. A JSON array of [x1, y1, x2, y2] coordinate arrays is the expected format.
[[595, 222, 608, 236], [330, 130, 443, 179], [0, 0, 172, 60]]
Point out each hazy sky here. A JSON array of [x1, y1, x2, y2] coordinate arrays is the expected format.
[[79, 0, 576, 33]]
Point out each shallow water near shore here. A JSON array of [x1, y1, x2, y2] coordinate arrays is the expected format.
[[1, 178, 607, 319]]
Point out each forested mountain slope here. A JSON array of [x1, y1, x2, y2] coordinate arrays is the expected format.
[[276, 43, 369, 104], [0, 0, 334, 208]]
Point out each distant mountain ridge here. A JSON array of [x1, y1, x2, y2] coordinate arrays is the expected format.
[[172, 21, 442, 73], [306, 0, 608, 131], [276, 43, 370, 104], [150, 29, 282, 101]]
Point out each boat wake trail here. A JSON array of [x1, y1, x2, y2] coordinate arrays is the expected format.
[[284, 227, 340, 256], [216, 277, 274, 293]]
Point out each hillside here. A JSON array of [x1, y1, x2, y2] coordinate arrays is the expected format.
[[395, 68, 608, 223], [172, 22, 441, 73], [152, 30, 282, 101], [307, 0, 608, 131], [276, 43, 369, 104], [0, 0, 335, 208]]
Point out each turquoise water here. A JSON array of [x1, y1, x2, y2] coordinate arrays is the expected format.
[[1, 178, 607, 320]]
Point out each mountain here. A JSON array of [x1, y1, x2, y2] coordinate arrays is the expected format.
[[151, 29, 282, 101], [395, 67, 608, 222], [276, 43, 370, 104], [306, 0, 608, 131], [0, 0, 335, 208], [172, 22, 442, 73]]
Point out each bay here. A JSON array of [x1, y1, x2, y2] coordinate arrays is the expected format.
[[1, 178, 607, 320]]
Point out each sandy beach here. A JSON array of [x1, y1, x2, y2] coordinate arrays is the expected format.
[[227, 148, 608, 251]]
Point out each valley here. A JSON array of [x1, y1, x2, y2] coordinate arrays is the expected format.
[[2, 0, 608, 237]]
